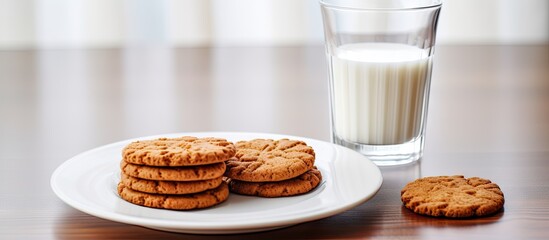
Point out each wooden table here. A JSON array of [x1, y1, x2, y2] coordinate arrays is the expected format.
[[1, 45, 548, 239]]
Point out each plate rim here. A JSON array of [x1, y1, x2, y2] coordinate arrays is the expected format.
[[51, 131, 383, 233]]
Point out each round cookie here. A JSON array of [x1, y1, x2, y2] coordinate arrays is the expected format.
[[225, 139, 316, 182], [122, 136, 236, 166], [401, 175, 505, 218], [117, 182, 229, 210], [227, 167, 322, 198], [120, 173, 223, 194], [121, 160, 226, 181]]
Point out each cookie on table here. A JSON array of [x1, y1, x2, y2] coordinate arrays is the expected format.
[[120, 173, 223, 195], [122, 136, 236, 166], [120, 160, 226, 181], [117, 182, 229, 210], [227, 167, 322, 198], [401, 175, 505, 218], [225, 139, 316, 182]]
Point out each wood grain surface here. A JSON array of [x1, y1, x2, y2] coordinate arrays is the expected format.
[[1, 45, 548, 239]]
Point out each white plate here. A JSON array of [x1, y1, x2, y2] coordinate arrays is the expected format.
[[51, 132, 383, 234]]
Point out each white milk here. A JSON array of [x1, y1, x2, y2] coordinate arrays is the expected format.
[[329, 43, 432, 145]]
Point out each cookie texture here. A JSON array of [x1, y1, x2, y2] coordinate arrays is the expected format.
[[117, 182, 229, 210], [122, 137, 235, 166], [120, 173, 222, 194], [401, 175, 505, 218], [225, 139, 316, 182], [120, 160, 226, 181], [228, 167, 322, 197]]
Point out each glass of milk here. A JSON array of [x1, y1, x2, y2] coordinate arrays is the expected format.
[[320, 0, 442, 166]]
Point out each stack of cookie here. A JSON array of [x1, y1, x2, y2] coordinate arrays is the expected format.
[[117, 136, 236, 210], [224, 139, 322, 198]]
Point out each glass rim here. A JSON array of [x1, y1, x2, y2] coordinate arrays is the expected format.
[[319, 0, 442, 11]]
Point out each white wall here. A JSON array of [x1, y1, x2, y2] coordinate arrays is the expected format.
[[438, 0, 549, 44], [0, 0, 547, 49]]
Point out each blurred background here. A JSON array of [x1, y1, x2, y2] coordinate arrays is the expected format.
[[0, 0, 548, 151], [1, 0, 548, 49]]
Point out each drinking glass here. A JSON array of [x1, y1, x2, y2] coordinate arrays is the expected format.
[[320, 0, 442, 165]]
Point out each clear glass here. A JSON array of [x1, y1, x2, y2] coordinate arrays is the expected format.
[[320, 0, 442, 166]]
